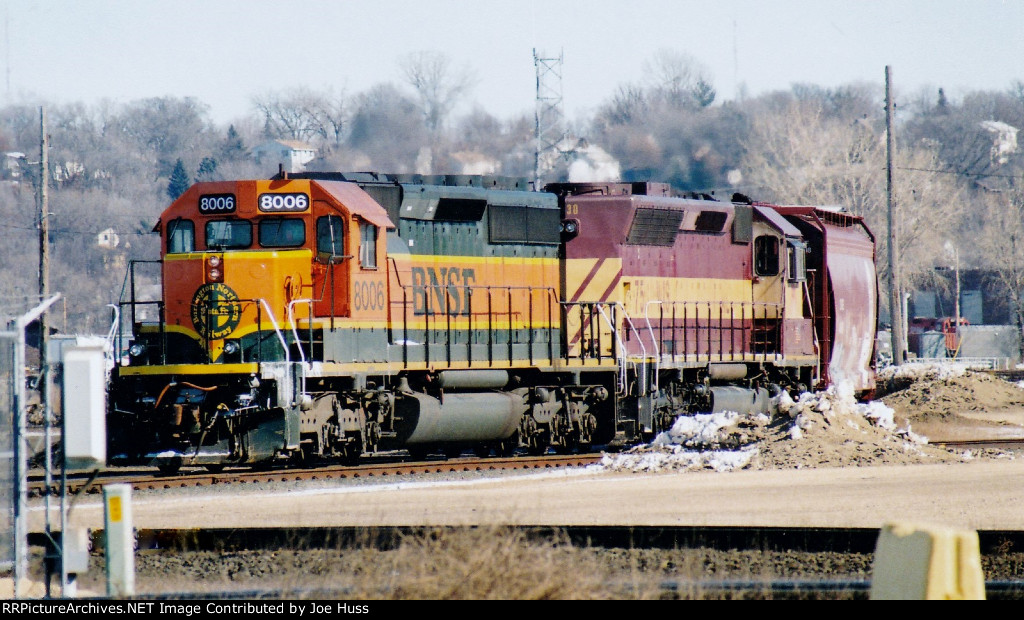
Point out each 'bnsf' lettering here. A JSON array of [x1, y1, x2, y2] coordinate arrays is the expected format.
[[410, 267, 477, 315]]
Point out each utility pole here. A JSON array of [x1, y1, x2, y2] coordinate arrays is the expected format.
[[4, 5, 10, 100], [886, 66, 906, 365], [39, 106, 48, 306], [954, 246, 961, 355], [37, 106, 58, 596]]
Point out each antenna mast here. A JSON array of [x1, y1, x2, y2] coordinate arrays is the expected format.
[[533, 48, 564, 190]]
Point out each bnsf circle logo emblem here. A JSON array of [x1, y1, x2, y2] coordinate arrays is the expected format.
[[190, 283, 242, 339]]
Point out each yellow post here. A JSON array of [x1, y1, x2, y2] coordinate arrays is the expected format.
[[870, 522, 985, 600]]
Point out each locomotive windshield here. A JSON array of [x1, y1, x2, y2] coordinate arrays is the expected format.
[[206, 219, 252, 249], [259, 218, 306, 248]]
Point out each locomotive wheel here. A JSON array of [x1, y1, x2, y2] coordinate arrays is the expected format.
[[527, 440, 548, 456], [204, 464, 226, 473], [495, 432, 518, 457], [473, 444, 492, 458], [339, 442, 361, 466], [553, 441, 575, 455], [407, 445, 430, 461], [296, 442, 318, 468], [156, 461, 181, 476]]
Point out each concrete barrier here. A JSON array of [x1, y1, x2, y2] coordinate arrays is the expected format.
[[870, 522, 985, 600]]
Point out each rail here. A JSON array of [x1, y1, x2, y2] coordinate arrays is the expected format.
[[898, 357, 1007, 370]]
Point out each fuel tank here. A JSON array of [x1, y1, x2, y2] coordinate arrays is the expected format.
[[709, 386, 773, 415], [392, 392, 526, 444]]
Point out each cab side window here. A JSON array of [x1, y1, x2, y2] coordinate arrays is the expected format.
[[316, 215, 345, 259], [754, 235, 780, 277], [359, 222, 378, 269], [787, 240, 807, 282], [167, 219, 194, 253]]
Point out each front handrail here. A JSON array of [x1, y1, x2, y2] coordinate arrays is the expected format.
[[286, 298, 313, 366], [258, 298, 291, 364]]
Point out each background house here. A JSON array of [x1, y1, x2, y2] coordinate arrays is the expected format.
[[251, 139, 316, 173]]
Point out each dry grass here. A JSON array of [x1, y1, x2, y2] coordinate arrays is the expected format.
[[60, 526, 663, 600], [19, 527, 924, 599]]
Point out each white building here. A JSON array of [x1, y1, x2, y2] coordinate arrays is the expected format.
[[252, 139, 317, 173], [2, 152, 25, 180], [97, 227, 120, 249]]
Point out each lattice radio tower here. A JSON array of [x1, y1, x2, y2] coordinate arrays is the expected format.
[[533, 48, 565, 190]]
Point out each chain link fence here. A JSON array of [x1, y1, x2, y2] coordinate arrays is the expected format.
[[0, 330, 14, 574], [1, 295, 62, 596]]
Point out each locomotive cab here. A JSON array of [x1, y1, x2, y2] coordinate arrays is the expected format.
[[123, 179, 394, 366]]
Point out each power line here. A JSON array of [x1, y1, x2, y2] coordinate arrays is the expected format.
[[0, 222, 155, 236], [894, 165, 1023, 179]]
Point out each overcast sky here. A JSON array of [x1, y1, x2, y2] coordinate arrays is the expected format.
[[5, 0, 1023, 125]]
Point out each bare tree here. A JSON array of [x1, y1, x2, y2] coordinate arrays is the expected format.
[[253, 88, 327, 143], [399, 51, 476, 134], [598, 84, 649, 127], [252, 87, 349, 149], [643, 49, 714, 109], [976, 188, 1024, 358], [104, 96, 214, 177], [740, 98, 967, 303]]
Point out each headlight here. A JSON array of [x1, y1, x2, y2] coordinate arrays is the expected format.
[[223, 340, 240, 355], [129, 343, 146, 357], [207, 254, 224, 282], [561, 218, 580, 239]]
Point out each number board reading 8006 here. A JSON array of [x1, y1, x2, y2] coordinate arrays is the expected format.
[[198, 194, 236, 214], [258, 192, 309, 212]]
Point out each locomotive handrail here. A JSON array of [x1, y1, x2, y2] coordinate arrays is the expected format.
[[286, 298, 314, 366], [116, 259, 165, 365], [642, 300, 665, 391], [641, 299, 785, 369], [114, 299, 166, 365], [105, 303, 120, 364], [802, 276, 821, 379], [594, 302, 649, 396], [257, 298, 292, 363], [390, 283, 559, 369]]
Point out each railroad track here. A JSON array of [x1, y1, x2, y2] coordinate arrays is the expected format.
[[933, 438, 1024, 452], [27, 453, 604, 497]]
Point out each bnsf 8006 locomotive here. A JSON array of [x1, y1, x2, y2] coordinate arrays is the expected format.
[[108, 172, 877, 474]]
